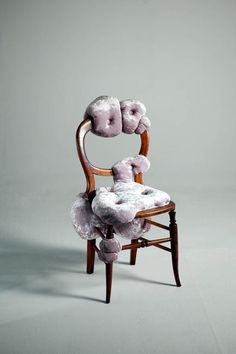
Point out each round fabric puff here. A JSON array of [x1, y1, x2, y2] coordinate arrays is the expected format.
[[135, 116, 151, 134], [114, 218, 151, 240], [98, 238, 122, 264], [120, 99, 147, 134], [112, 155, 150, 183], [70, 193, 107, 240], [85, 96, 122, 137]]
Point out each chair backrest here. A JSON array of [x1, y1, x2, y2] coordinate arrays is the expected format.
[[76, 117, 150, 199]]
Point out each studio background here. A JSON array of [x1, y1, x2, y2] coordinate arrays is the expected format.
[[0, 1, 235, 353]]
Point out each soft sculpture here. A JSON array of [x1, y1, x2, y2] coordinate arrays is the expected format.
[[71, 97, 170, 264], [112, 155, 150, 183], [91, 181, 170, 225], [70, 193, 108, 240], [85, 96, 122, 137], [120, 99, 151, 134], [98, 238, 122, 263], [114, 217, 151, 240], [135, 116, 151, 134]]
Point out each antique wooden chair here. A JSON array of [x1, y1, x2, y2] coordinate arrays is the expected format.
[[75, 117, 181, 303]]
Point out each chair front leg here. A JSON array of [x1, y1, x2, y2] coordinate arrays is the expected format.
[[106, 263, 113, 303], [105, 225, 114, 303], [169, 210, 181, 287], [87, 239, 96, 274], [130, 239, 138, 265]]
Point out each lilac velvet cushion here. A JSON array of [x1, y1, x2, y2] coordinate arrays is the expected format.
[[120, 99, 151, 134], [114, 217, 151, 240], [70, 193, 108, 240], [112, 155, 150, 183], [91, 181, 170, 225], [85, 96, 122, 137], [98, 238, 122, 263]]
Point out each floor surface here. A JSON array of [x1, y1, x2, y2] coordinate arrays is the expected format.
[[0, 184, 235, 354]]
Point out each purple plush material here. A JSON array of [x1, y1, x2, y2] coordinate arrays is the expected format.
[[71, 154, 170, 243], [135, 116, 151, 134], [112, 155, 150, 183], [85, 96, 122, 137], [120, 99, 150, 134], [91, 181, 170, 225], [114, 218, 151, 239], [98, 238, 122, 263], [70, 193, 107, 240]]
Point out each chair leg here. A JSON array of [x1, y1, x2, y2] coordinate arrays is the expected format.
[[106, 263, 113, 303], [169, 210, 181, 287], [130, 239, 138, 265], [87, 239, 96, 274]]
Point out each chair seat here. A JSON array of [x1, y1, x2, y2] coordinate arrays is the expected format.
[[135, 201, 175, 218], [91, 181, 171, 225]]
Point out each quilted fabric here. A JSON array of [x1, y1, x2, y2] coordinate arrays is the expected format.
[[85, 96, 122, 137], [120, 99, 151, 134], [91, 181, 170, 225], [84, 96, 150, 137]]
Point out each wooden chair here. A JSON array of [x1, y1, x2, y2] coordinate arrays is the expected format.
[[76, 117, 181, 303]]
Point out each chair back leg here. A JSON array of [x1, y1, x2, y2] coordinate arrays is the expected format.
[[169, 211, 181, 287], [87, 239, 96, 274], [106, 263, 113, 303], [130, 239, 138, 265]]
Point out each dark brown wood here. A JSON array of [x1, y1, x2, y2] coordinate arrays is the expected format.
[[122, 236, 171, 251], [106, 263, 113, 303], [169, 210, 181, 287], [76, 119, 95, 194], [140, 236, 171, 245], [145, 219, 170, 231], [94, 245, 99, 253], [153, 244, 171, 252], [135, 201, 175, 218], [87, 239, 96, 274], [76, 118, 150, 195], [106, 225, 114, 239], [94, 227, 105, 239], [130, 239, 138, 265]]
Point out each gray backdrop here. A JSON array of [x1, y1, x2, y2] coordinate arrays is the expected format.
[[1, 0, 236, 192], [1, 1, 236, 354]]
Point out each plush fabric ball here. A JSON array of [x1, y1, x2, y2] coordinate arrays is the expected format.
[[70, 193, 107, 240], [135, 116, 151, 134], [98, 238, 121, 263], [98, 251, 119, 263], [99, 237, 122, 253], [85, 96, 122, 137], [120, 99, 146, 134], [114, 218, 151, 239], [112, 155, 150, 183]]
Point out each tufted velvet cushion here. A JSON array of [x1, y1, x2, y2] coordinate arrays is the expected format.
[[85, 96, 122, 137], [91, 181, 170, 225], [71, 154, 170, 243], [112, 155, 150, 183], [120, 99, 151, 134]]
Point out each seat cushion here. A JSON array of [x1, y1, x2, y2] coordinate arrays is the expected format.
[[91, 181, 170, 225]]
